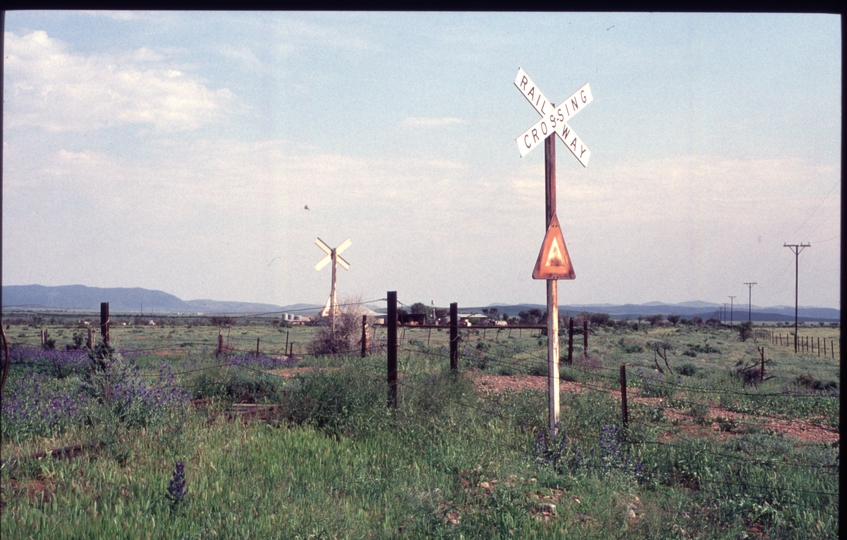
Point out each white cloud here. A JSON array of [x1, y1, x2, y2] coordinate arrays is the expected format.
[[402, 117, 467, 128], [4, 30, 241, 133]]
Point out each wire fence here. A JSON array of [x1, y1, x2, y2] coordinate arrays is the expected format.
[[2, 297, 839, 505]]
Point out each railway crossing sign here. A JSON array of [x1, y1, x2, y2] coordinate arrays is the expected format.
[[315, 237, 351, 271], [514, 68, 593, 165], [513, 67, 595, 440], [315, 237, 351, 317], [532, 213, 575, 280]]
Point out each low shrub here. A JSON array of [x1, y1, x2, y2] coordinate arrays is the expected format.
[[678, 363, 698, 377], [618, 337, 644, 353], [281, 368, 384, 438]]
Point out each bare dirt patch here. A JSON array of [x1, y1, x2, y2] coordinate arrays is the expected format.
[[468, 369, 587, 395], [467, 371, 838, 444]]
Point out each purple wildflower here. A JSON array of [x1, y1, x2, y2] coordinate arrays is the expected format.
[[167, 461, 187, 507]]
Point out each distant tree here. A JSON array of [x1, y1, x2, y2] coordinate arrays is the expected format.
[[210, 316, 234, 327], [667, 314, 681, 326], [309, 297, 371, 355], [588, 312, 611, 326], [519, 308, 543, 325], [737, 321, 753, 342], [410, 302, 429, 323], [646, 314, 664, 326], [691, 316, 704, 325]]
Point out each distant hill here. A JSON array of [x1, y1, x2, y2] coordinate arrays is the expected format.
[[1, 284, 291, 314], [1, 285, 839, 321], [480, 301, 839, 323]]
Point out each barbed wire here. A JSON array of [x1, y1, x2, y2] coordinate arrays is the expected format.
[[4, 341, 838, 502]]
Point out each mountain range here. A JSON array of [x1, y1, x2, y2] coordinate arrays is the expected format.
[[1, 284, 840, 322]]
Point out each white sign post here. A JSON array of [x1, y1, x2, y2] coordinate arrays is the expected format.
[[514, 67, 593, 439]]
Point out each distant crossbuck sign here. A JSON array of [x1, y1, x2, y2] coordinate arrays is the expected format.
[[514, 68, 592, 165], [315, 238, 351, 271]]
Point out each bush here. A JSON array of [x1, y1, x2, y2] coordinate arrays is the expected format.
[[678, 363, 698, 377], [635, 368, 675, 398], [281, 368, 384, 437], [618, 337, 644, 353], [738, 321, 753, 341], [588, 312, 611, 326], [309, 298, 370, 355], [192, 369, 287, 403]]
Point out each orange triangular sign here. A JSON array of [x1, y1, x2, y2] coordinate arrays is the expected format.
[[532, 213, 575, 280]]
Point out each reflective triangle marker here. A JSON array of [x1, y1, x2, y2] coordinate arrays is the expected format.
[[532, 213, 575, 280]]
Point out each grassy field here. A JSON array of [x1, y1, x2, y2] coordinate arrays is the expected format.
[[1, 317, 840, 539]]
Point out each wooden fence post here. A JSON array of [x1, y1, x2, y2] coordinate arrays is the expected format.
[[361, 315, 369, 358], [583, 320, 589, 358], [620, 365, 628, 427], [387, 291, 398, 409], [450, 303, 458, 371], [217, 333, 224, 356], [256, 337, 260, 357], [41, 329, 47, 347], [760, 346, 766, 381], [100, 302, 110, 346], [87, 327, 93, 350], [567, 318, 574, 364], [284, 330, 289, 356]]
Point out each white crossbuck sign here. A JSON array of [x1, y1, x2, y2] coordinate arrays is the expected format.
[[315, 238, 351, 271], [514, 68, 592, 165]]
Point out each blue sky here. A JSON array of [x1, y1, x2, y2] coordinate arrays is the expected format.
[[3, 12, 841, 310]]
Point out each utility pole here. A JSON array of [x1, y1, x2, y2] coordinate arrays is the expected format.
[[728, 296, 736, 327], [722, 303, 728, 325], [784, 243, 810, 353], [743, 282, 757, 322]]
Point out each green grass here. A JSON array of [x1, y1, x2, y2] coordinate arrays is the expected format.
[[1, 322, 839, 539]]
